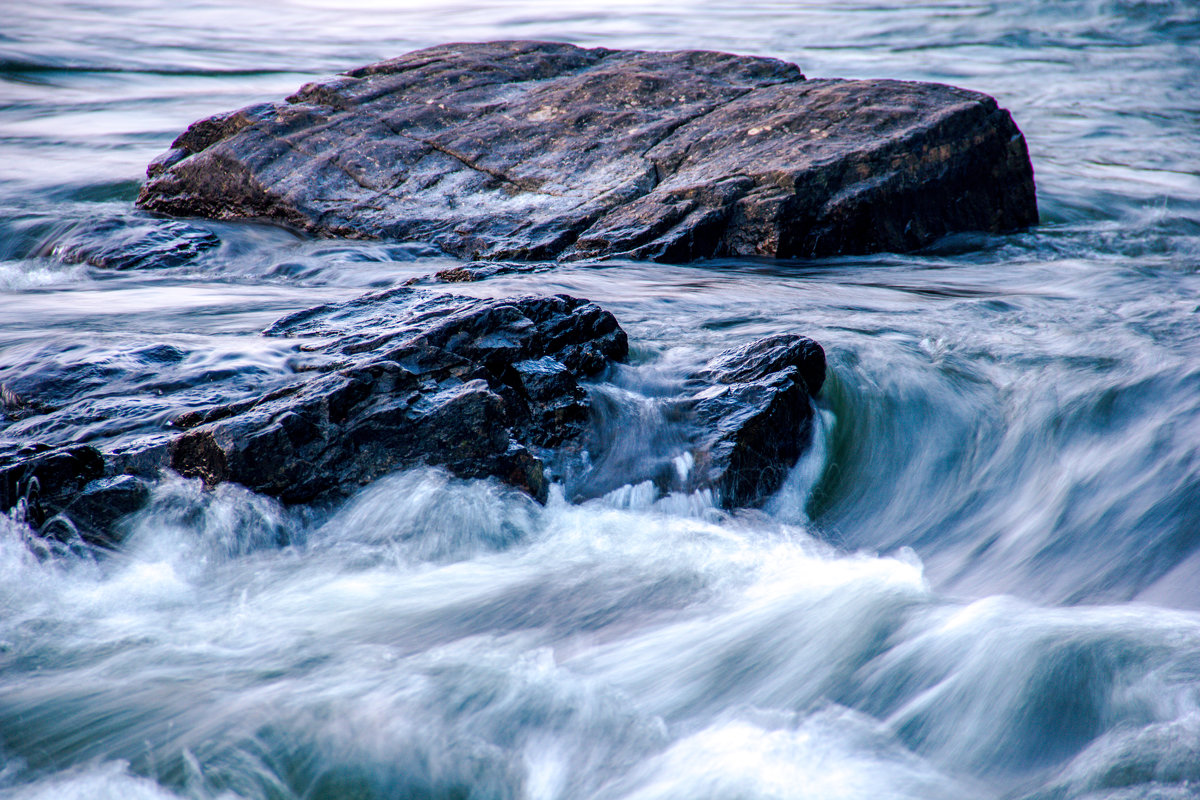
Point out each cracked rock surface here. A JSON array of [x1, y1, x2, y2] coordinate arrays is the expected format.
[[1, 286, 830, 545], [138, 40, 1037, 262], [0, 289, 629, 544]]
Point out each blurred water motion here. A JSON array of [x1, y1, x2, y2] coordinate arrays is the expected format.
[[2, 1, 1200, 798]]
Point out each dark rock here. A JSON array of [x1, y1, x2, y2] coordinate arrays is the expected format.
[[513, 357, 574, 403], [0, 288, 629, 534], [427, 262, 554, 284], [1, 286, 829, 544], [0, 444, 112, 538], [687, 371, 810, 508], [178, 288, 629, 504], [41, 215, 220, 270], [58, 475, 154, 547], [170, 430, 230, 488], [138, 40, 1037, 263], [0, 447, 152, 550], [567, 332, 826, 509], [694, 333, 826, 396], [685, 334, 825, 507]]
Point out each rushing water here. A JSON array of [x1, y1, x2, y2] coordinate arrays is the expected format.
[[3, 1, 1200, 798]]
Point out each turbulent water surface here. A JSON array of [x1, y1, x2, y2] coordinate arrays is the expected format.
[[3, 1, 1200, 798]]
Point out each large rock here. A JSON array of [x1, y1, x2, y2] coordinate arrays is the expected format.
[[164, 288, 628, 504], [138, 40, 1037, 263], [1, 289, 829, 544], [0, 288, 628, 544]]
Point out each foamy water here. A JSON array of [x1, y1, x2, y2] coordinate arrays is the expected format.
[[3, 1, 1200, 798]]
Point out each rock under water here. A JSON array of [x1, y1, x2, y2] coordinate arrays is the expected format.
[[137, 40, 1037, 263]]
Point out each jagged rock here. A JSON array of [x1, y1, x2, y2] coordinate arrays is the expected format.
[[0, 443, 153, 547], [569, 333, 826, 508], [165, 288, 630, 504], [694, 333, 826, 395], [48, 475, 154, 547], [73, 475, 153, 525], [0, 444, 107, 544], [1, 289, 828, 543], [685, 334, 825, 507], [137, 40, 1037, 263], [0, 289, 629, 541]]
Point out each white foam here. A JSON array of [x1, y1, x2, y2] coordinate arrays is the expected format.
[[5, 465, 1200, 800], [3, 761, 182, 800], [0, 259, 87, 290], [605, 709, 969, 800]]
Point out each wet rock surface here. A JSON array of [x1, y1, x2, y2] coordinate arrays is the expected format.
[[1, 289, 629, 541], [138, 40, 1037, 263], [165, 288, 629, 504], [1, 288, 827, 543], [41, 215, 221, 271], [0, 444, 152, 548], [686, 334, 825, 507], [573, 333, 825, 508]]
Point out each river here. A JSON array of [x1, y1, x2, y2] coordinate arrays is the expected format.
[[2, 1, 1200, 798]]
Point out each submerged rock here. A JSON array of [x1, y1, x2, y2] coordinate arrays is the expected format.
[[0, 382, 50, 422], [138, 40, 1037, 263], [42, 215, 220, 271]]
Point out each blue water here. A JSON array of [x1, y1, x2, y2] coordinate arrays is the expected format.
[[2, 2, 1200, 798]]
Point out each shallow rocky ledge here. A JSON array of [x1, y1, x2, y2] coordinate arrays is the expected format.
[[1, 289, 824, 547], [137, 40, 1037, 263]]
